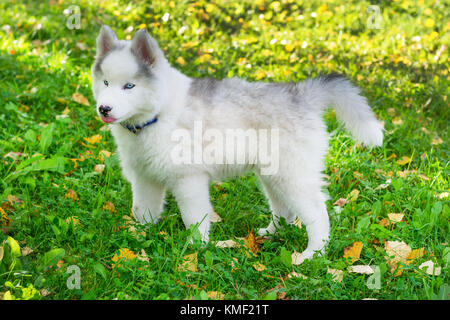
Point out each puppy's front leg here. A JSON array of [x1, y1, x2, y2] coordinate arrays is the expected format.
[[131, 177, 166, 224], [172, 174, 213, 242]]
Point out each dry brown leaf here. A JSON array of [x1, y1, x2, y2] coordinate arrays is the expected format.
[[379, 218, 390, 227], [94, 164, 105, 174], [21, 247, 34, 256], [288, 271, 308, 279], [210, 211, 223, 223], [388, 213, 404, 223], [178, 252, 198, 272], [375, 179, 391, 190], [397, 170, 409, 178], [72, 92, 90, 106], [419, 260, 441, 276], [215, 239, 238, 248], [4, 152, 22, 162], [102, 201, 116, 213], [252, 262, 266, 271], [431, 136, 443, 145], [64, 189, 79, 202], [343, 241, 363, 264], [417, 173, 431, 181], [207, 291, 225, 300], [293, 217, 302, 228], [65, 216, 80, 226], [327, 268, 343, 283], [128, 225, 146, 237], [333, 198, 348, 207], [392, 118, 403, 125], [7, 195, 23, 205], [136, 249, 150, 262], [348, 265, 374, 274], [437, 192, 448, 199], [291, 251, 305, 265], [384, 240, 411, 275], [40, 289, 51, 297], [230, 257, 239, 272], [353, 171, 364, 179]]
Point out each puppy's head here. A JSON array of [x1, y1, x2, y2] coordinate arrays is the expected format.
[[91, 26, 169, 124]]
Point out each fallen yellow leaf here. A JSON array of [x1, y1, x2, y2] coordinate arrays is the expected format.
[[207, 291, 225, 300], [244, 230, 260, 256], [343, 241, 363, 264], [288, 271, 308, 279], [84, 134, 102, 145], [252, 262, 266, 271], [98, 150, 112, 162], [349, 189, 360, 202], [396, 156, 411, 166], [0, 207, 12, 227], [64, 189, 79, 202], [102, 201, 116, 213], [111, 248, 137, 268], [65, 216, 80, 226], [406, 248, 426, 264], [176, 56, 186, 65]]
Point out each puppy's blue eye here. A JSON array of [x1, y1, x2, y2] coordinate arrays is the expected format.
[[104, 80, 108, 86], [124, 83, 135, 90]]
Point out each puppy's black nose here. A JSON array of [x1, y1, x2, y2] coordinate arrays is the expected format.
[[99, 105, 112, 116]]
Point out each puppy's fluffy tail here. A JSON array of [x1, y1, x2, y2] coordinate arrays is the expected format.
[[300, 74, 383, 147]]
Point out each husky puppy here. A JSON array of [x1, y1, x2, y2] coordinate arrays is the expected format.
[[91, 26, 383, 259]]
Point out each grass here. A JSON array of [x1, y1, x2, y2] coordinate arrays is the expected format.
[[0, 0, 448, 300]]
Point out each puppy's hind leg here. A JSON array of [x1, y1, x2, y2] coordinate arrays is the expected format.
[[293, 188, 330, 259], [257, 177, 296, 236], [259, 175, 330, 259]]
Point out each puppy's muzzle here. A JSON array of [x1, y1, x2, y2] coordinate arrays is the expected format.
[[99, 105, 112, 117]]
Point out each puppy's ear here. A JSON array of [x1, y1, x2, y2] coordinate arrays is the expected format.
[[130, 29, 161, 66], [96, 25, 117, 57]]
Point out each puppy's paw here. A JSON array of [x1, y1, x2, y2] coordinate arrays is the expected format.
[[302, 247, 325, 260], [301, 249, 315, 260], [258, 222, 277, 236], [132, 206, 158, 225]]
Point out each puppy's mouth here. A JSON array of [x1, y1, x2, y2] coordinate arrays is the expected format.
[[101, 116, 117, 124]]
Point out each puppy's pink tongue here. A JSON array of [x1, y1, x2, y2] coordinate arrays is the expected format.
[[101, 117, 116, 123]]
